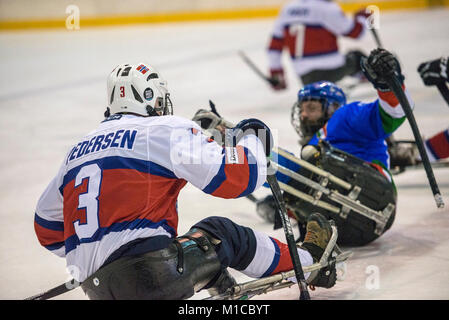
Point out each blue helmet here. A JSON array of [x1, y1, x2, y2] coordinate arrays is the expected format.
[[297, 81, 346, 110], [292, 81, 346, 144]]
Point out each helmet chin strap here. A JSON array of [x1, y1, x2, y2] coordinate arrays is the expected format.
[[146, 105, 160, 117]]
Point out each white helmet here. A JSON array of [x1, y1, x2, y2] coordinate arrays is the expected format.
[[105, 63, 172, 117]]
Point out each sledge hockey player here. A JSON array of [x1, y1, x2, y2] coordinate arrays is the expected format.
[[418, 56, 449, 162], [255, 48, 415, 246], [33, 62, 339, 300], [267, 0, 372, 89]]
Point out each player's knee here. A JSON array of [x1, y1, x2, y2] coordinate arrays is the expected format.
[[192, 216, 257, 270]]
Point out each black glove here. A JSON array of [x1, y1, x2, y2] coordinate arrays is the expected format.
[[192, 101, 235, 145], [229, 118, 273, 157], [269, 68, 287, 90], [417, 57, 448, 86], [192, 109, 223, 131], [361, 48, 405, 91]]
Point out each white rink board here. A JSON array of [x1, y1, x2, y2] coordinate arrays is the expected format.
[[0, 8, 448, 300]]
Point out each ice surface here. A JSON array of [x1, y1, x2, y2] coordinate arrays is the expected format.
[[1, 8, 448, 300]]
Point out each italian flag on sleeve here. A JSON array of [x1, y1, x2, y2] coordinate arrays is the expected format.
[[377, 85, 414, 134], [371, 159, 397, 194], [316, 123, 328, 139]]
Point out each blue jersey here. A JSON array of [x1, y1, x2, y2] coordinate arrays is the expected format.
[[269, 87, 414, 186], [308, 100, 391, 168]]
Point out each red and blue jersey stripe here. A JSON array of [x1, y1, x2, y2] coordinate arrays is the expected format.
[[202, 146, 258, 199], [263, 237, 305, 276], [34, 214, 65, 252]]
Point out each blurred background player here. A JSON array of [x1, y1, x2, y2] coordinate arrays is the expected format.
[[418, 56, 449, 162], [266, 0, 372, 89], [34, 62, 338, 300], [265, 0, 416, 170], [256, 48, 415, 246]]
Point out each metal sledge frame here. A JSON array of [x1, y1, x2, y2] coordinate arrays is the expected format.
[[273, 147, 395, 236], [205, 225, 352, 300]]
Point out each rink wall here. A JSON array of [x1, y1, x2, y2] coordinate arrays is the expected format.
[[0, 0, 448, 30]]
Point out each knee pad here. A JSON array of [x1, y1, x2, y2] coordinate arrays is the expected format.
[[192, 216, 257, 271]]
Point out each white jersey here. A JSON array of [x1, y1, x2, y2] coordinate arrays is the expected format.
[[268, 0, 368, 76], [34, 114, 267, 282]]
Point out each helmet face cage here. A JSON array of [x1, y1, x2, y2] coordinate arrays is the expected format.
[[291, 101, 302, 136], [291, 99, 328, 144], [292, 81, 346, 144], [163, 92, 173, 115], [152, 93, 173, 116]]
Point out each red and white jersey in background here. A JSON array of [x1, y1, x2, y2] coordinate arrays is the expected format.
[[268, 0, 367, 76], [34, 114, 267, 282]]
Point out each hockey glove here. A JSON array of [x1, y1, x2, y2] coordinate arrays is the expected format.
[[354, 7, 373, 19], [192, 109, 225, 131], [361, 48, 404, 91], [417, 57, 449, 86], [192, 102, 235, 145], [229, 118, 273, 157], [270, 68, 287, 91]]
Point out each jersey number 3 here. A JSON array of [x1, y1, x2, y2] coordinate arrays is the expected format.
[[73, 164, 102, 240]]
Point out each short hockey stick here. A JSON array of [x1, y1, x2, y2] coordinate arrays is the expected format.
[[265, 162, 311, 300], [368, 27, 444, 207], [370, 28, 383, 49], [24, 279, 79, 300], [436, 82, 449, 106], [238, 50, 279, 87], [385, 75, 444, 208]]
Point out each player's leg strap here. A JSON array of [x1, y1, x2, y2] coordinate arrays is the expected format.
[[80, 230, 222, 300]]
